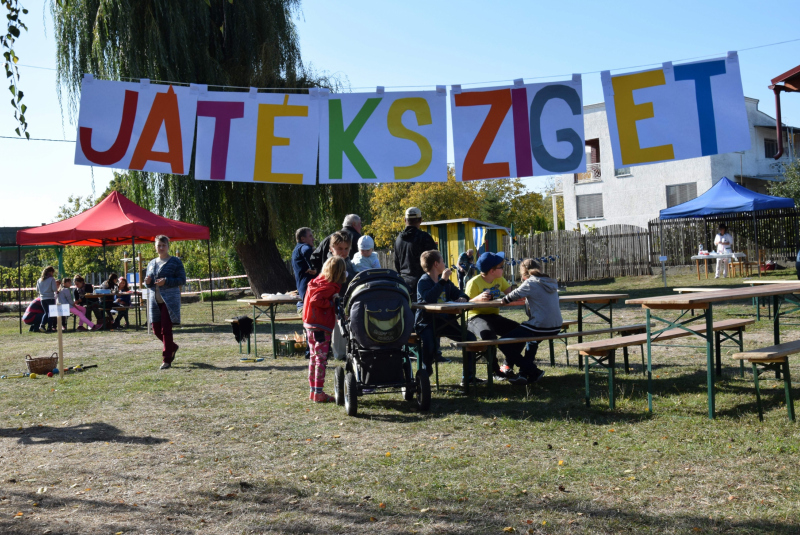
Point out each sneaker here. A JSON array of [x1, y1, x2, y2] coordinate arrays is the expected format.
[[91, 324, 103, 331], [159, 362, 171, 370], [362, 388, 375, 394], [507, 374, 528, 385], [310, 392, 335, 403], [529, 368, 546, 383]]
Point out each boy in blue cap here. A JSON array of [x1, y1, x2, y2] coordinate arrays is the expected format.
[[465, 252, 544, 385]]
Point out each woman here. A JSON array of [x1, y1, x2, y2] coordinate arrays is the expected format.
[[99, 273, 120, 329], [36, 266, 58, 333], [144, 235, 186, 369], [113, 277, 132, 329]]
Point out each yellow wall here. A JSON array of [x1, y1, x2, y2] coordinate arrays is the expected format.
[[421, 221, 508, 260]]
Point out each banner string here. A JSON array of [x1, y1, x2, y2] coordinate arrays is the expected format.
[[11, 36, 800, 91]]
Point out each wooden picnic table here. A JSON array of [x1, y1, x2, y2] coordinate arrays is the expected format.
[[412, 293, 628, 394], [627, 283, 800, 419], [238, 295, 301, 359], [691, 253, 746, 280], [84, 291, 143, 328], [743, 279, 800, 320]]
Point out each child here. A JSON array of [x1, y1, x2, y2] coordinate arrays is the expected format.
[[330, 230, 357, 361], [302, 256, 347, 403], [353, 235, 381, 272], [113, 278, 132, 328], [73, 275, 100, 324], [57, 277, 100, 331], [36, 266, 58, 333], [416, 250, 477, 378], [495, 258, 561, 383], [465, 252, 531, 385]]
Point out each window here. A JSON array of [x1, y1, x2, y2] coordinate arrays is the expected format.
[[765, 138, 778, 159], [574, 139, 602, 183], [614, 167, 632, 177], [666, 183, 697, 208], [576, 194, 603, 220]]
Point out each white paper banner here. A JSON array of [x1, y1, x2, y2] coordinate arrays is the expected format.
[[74, 76, 198, 175], [451, 76, 586, 181], [601, 53, 750, 169], [48, 304, 71, 317], [194, 88, 321, 184], [318, 89, 448, 183]]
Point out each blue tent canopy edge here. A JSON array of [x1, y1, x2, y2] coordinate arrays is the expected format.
[[659, 177, 795, 219]]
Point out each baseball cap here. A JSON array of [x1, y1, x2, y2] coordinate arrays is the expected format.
[[475, 252, 505, 273], [405, 207, 422, 218], [358, 235, 375, 250]]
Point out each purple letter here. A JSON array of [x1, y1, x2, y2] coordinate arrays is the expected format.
[[196, 101, 245, 180]]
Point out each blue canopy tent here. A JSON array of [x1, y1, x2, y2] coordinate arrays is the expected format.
[[659, 177, 794, 219], [657, 177, 795, 276]]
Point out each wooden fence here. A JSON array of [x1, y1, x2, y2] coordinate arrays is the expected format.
[[504, 224, 652, 283], [648, 208, 800, 267]]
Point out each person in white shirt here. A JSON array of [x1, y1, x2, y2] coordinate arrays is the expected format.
[[714, 224, 733, 278]]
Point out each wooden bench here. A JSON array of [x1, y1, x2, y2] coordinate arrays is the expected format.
[[733, 340, 799, 421], [452, 323, 649, 395], [568, 318, 755, 409]]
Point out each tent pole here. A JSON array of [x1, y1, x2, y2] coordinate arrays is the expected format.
[[659, 220, 666, 288], [17, 245, 22, 335], [132, 237, 140, 330], [207, 240, 214, 323], [102, 241, 108, 281]]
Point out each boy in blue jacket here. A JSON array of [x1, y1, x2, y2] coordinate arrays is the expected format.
[[416, 250, 479, 382]]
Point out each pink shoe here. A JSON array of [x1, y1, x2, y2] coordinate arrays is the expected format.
[[310, 392, 335, 403]]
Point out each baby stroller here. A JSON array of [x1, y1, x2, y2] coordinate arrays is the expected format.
[[333, 269, 431, 417]]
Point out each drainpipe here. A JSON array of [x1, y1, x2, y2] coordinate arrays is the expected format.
[[771, 85, 785, 160]]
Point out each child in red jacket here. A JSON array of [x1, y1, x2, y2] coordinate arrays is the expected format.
[[302, 256, 347, 403]]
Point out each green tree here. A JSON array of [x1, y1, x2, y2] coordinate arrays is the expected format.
[[51, 0, 366, 294], [768, 159, 800, 203]]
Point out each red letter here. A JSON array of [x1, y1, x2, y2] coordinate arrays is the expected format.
[[130, 86, 185, 174], [79, 90, 138, 165], [455, 89, 512, 181]]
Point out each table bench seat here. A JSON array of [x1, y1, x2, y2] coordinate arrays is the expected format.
[[732, 340, 799, 422]]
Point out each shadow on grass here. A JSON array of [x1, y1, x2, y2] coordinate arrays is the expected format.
[[187, 361, 308, 372], [0, 422, 168, 445]]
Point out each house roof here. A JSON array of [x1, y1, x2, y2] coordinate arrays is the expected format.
[[0, 227, 30, 246], [420, 218, 510, 234], [771, 64, 800, 88]]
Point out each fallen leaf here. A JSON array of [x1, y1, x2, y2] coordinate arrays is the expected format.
[[385, 452, 391, 457], [369, 517, 377, 522], [503, 528, 515, 533], [379, 502, 386, 509], [558, 460, 564, 466]]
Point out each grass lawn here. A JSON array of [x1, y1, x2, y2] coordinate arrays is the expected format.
[[0, 268, 799, 534]]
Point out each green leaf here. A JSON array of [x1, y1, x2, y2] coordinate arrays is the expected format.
[[17, 90, 22, 101], [8, 84, 14, 95], [20, 103, 25, 113], [25, 131, 29, 140], [8, 26, 19, 38], [228, 0, 234, 4], [14, 127, 19, 136], [204, 0, 210, 6], [18, 114, 24, 122]]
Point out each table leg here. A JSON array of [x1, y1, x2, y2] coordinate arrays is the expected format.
[[696, 260, 700, 280], [646, 309, 653, 414], [753, 363, 764, 421], [252, 305, 258, 358], [608, 350, 616, 410], [705, 259, 709, 279], [577, 302, 584, 370], [460, 310, 470, 396], [784, 361, 795, 422], [773, 295, 782, 380], [705, 304, 715, 419], [715, 331, 722, 378], [738, 329, 744, 378], [270, 304, 278, 360]]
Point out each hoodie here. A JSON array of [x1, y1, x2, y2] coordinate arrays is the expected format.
[[501, 276, 562, 330], [302, 276, 342, 332], [393, 226, 437, 293]]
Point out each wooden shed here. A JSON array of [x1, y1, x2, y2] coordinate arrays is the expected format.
[[419, 218, 510, 266]]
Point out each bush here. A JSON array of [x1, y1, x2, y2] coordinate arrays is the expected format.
[[200, 290, 229, 302]]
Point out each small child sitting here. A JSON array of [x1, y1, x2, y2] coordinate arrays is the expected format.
[[57, 277, 100, 331], [416, 250, 477, 378], [113, 278, 132, 329], [353, 235, 381, 272]]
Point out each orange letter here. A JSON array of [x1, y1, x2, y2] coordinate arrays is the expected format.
[[130, 86, 185, 174]]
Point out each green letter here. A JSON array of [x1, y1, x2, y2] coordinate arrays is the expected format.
[[328, 98, 381, 179]]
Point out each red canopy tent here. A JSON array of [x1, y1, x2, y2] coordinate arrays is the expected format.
[[15, 192, 214, 332]]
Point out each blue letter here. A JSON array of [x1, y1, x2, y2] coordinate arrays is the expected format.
[[674, 60, 726, 156]]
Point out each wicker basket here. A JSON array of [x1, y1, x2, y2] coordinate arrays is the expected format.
[[25, 353, 58, 375]]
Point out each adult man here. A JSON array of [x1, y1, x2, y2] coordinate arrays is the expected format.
[[309, 214, 362, 273], [456, 248, 475, 290], [393, 207, 437, 301], [291, 227, 316, 314], [714, 223, 733, 279]]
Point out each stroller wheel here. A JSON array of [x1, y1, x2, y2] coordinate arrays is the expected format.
[[334, 366, 345, 406], [415, 369, 431, 412], [344, 372, 358, 417]]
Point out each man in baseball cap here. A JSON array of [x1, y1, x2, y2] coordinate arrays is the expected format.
[[393, 207, 437, 301]]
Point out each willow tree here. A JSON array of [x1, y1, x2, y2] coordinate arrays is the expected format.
[[51, 0, 367, 294]]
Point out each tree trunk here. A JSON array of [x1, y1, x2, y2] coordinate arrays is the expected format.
[[235, 234, 295, 296]]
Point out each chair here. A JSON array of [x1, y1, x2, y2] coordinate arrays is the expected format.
[[729, 254, 748, 277], [746, 250, 766, 277]]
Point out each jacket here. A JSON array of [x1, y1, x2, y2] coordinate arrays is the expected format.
[[302, 276, 341, 332], [393, 226, 437, 291], [309, 225, 362, 272], [291, 242, 315, 299], [144, 256, 186, 324], [23, 298, 43, 325], [73, 284, 94, 306], [501, 275, 562, 330], [415, 273, 467, 330], [37, 277, 58, 301]]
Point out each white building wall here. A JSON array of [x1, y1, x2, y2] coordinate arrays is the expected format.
[[560, 98, 794, 230]]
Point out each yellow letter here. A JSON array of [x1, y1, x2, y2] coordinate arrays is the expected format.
[[387, 98, 433, 180], [612, 71, 675, 165], [253, 95, 308, 184]]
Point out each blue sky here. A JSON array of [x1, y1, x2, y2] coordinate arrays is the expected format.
[[2, 0, 800, 226]]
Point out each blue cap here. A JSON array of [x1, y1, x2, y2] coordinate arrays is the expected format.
[[475, 252, 504, 273]]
